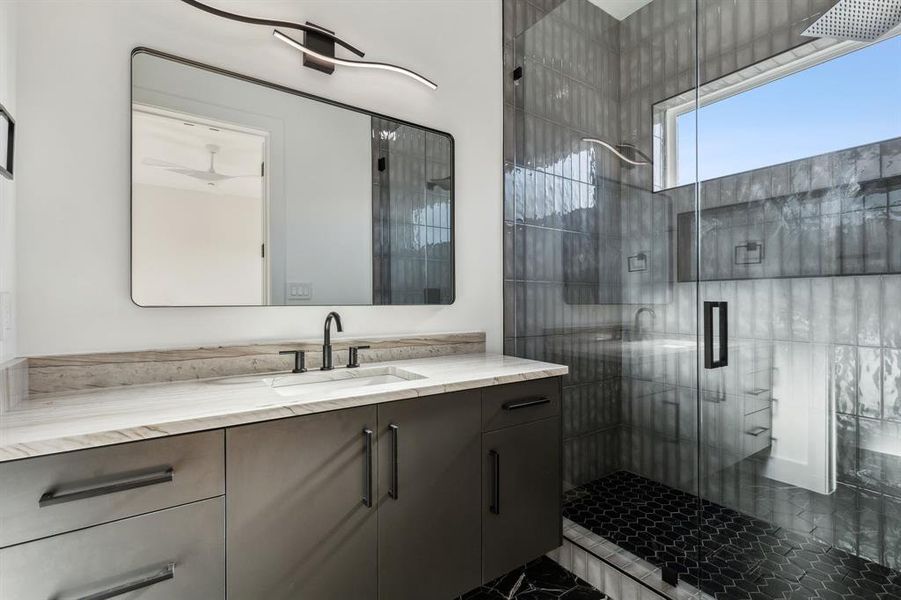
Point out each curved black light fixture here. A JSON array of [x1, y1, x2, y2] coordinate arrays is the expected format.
[[180, 0, 437, 90], [272, 30, 438, 90]]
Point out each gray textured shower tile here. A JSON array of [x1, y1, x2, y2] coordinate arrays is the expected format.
[[771, 279, 792, 341], [833, 277, 858, 345], [885, 495, 901, 571], [790, 278, 811, 341], [841, 210, 865, 274], [864, 208, 889, 274], [857, 276, 882, 347], [858, 347, 883, 419], [889, 206, 901, 272], [834, 345, 858, 415], [810, 277, 834, 343], [790, 158, 812, 193], [882, 138, 901, 178], [884, 276, 901, 348], [884, 349, 901, 424]]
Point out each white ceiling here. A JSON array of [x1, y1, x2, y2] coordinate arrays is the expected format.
[[586, 0, 654, 20], [133, 109, 264, 198]]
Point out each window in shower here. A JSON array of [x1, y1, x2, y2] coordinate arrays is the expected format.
[[653, 33, 901, 190]]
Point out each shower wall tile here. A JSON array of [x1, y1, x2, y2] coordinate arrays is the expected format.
[[858, 347, 883, 419]]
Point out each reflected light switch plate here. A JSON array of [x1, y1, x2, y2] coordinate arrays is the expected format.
[[287, 282, 312, 301]]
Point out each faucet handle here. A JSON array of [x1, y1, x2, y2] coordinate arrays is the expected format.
[[279, 350, 307, 373], [346, 346, 370, 369]]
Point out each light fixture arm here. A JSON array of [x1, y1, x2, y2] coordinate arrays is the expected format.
[[273, 30, 438, 90], [179, 0, 366, 57]]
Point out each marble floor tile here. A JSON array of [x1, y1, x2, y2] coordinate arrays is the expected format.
[[458, 556, 607, 600]]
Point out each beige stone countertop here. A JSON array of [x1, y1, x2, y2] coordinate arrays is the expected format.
[[0, 353, 567, 462]]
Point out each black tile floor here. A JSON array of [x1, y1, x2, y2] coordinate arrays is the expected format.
[[458, 556, 606, 600], [563, 471, 901, 600]]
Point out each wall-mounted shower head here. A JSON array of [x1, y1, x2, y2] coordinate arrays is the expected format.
[[801, 0, 901, 42]]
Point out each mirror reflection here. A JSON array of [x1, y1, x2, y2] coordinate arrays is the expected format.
[[131, 50, 453, 306]]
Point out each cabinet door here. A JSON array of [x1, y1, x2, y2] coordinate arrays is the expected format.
[[377, 391, 481, 600], [226, 407, 378, 600], [482, 416, 561, 582]]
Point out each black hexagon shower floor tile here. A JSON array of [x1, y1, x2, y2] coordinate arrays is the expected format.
[[562, 471, 901, 600]]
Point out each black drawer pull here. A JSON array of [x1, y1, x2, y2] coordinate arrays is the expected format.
[[746, 426, 770, 437], [502, 396, 550, 411], [388, 424, 399, 500], [39, 468, 174, 508], [489, 450, 500, 515], [74, 562, 175, 600]]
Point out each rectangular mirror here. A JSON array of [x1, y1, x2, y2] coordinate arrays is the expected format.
[[131, 49, 454, 306]]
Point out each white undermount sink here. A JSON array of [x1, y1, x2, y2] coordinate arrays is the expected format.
[[262, 366, 426, 398]]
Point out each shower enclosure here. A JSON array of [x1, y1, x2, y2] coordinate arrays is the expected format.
[[503, 0, 901, 598]]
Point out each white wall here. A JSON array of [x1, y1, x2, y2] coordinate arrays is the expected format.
[[133, 184, 264, 306], [15, 0, 502, 356], [0, 2, 16, 361]]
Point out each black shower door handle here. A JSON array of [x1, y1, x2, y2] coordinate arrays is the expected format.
[[704, 301, 728, 369]]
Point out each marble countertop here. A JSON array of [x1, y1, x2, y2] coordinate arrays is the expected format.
[[0, 353, 567, 462]]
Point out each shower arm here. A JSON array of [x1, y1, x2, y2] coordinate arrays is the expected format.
[[582, 138, 650, 166]]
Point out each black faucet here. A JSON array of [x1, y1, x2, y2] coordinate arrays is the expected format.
[[321, 311, 343, 370]]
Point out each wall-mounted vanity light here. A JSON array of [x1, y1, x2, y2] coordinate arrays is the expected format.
[[0, 101, 14, 180], [180, 0, 437, 90]]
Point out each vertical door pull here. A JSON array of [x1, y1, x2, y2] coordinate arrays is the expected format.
[[489, 450, 500, 515], [388, 424, 399, 500], [703, 301, 728, 369], [362, 428, 373, 508]]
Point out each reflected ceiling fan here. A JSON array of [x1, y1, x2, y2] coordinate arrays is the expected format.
[[142, 144, 260, 184]]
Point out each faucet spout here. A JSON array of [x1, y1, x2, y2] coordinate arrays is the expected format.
[[321, 311, 343, 370], [633, 307, 656, 340]]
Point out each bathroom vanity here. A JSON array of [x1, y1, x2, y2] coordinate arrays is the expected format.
[[0, 353, 566, 600]]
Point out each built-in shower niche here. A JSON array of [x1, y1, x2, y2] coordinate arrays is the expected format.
[[675, 138, 901, 282]]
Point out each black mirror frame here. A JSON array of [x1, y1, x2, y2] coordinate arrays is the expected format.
[[130, 47, 456, 307], [0, 101, 13, 180]]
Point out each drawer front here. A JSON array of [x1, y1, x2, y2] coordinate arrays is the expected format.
[[482, 378, 561, 432], [0, 430, 224, 547], [0, 497, 225, 600]]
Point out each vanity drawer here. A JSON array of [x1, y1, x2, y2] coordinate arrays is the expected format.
[[0, 497, 224, 600], [0, 430, 224, 547], [482, 378, 561, 432]]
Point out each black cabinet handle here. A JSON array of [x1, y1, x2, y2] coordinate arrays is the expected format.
[[39, 467, 174, 508], [362, 428, 373, 508], [502, 396, 551, 411], [703, 301, 728, 369], [74, 562, 175, 600], [489, 450, 500, 515], [388, 424, 399, 500]]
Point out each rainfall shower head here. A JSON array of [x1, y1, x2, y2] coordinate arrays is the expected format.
[[801, 0, 901, 42]]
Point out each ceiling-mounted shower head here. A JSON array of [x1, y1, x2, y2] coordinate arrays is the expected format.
[[801, 0, 901, 42]]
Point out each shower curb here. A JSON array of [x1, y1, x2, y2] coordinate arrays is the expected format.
[[547, 518, 711, 600]]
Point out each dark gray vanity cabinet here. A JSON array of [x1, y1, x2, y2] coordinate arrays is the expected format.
[[377, 390, 482, 600], [225, 406, 379, 600], [481, 379, 562, 582]]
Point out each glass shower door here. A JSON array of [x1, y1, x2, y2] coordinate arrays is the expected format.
[[695, 4, 901, 597]]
